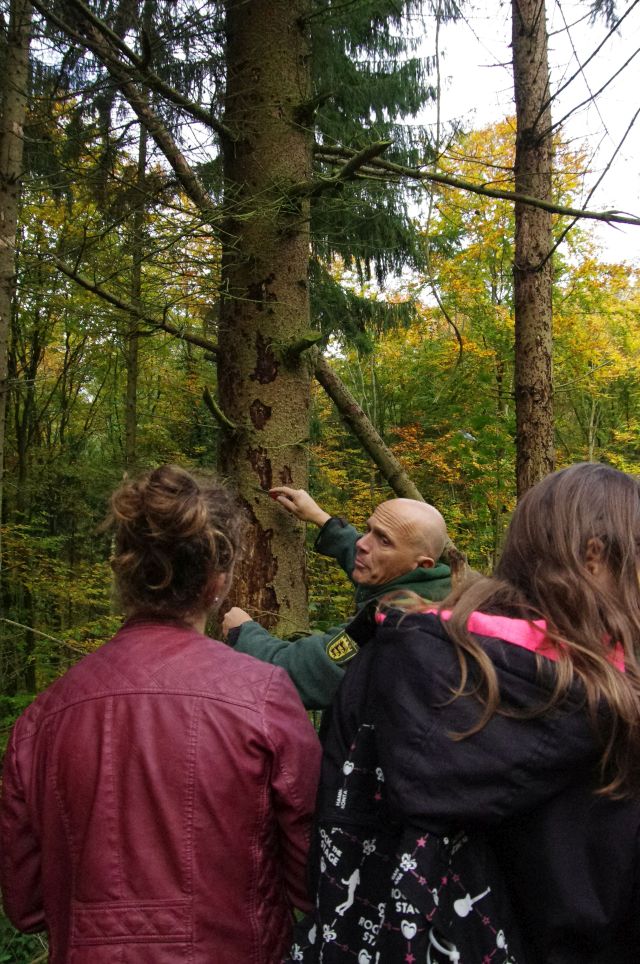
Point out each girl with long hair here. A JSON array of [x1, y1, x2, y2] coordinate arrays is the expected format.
[[291, 462, 640, 964]]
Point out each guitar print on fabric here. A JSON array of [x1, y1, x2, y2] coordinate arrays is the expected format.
[[286, 721, 523, 963]]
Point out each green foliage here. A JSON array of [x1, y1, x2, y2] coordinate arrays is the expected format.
[[310, 0, 456, 323], [0, 917, 47, 964], [306, 120, 640, 575]]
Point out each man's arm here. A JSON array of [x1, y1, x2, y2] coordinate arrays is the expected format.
[[223, 614, 357, 710]]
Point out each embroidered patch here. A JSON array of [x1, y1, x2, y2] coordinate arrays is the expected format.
[[326, 631, 359, 664]]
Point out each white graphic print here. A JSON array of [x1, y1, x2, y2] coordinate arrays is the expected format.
[[342, 760, 354, 775], [308, 923, 317, 945], [453, 886, 491, 917], [400, 919, 417, 940], [399, 853, 417, 872], [336, 868, 360, 916], [290, 944, 303, 961], [357, 952, 381, 964], [427, 928, 461, 963], [322, 923, 337, 942]]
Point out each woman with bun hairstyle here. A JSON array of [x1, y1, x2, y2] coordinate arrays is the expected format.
[[291, 462, 640, 963], [1, 465, 321, 964]]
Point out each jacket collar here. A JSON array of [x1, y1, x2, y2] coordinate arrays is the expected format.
[[354, 561, 451, 607]]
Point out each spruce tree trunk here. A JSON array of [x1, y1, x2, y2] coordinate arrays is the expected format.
[[0, 0, 31, 574], [512, 0, 555, 497], [218, 0, 313, 634]]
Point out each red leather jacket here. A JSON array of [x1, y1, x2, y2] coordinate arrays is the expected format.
[[1, 619, 321, 963]]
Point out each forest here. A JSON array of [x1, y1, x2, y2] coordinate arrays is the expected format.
[[0, 0, 639, 957]]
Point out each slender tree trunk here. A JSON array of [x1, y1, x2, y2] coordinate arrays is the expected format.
[[125, 124, 147, 471], [0, 0, 31, 574], [218, 0, 313, 634], [512, 0, 555, 497]]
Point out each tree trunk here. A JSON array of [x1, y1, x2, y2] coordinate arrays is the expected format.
[[512, 0, 555, 497], [125, 124, 147, 472], [0, 0, 31, 574], [218, 0, 313, 634]]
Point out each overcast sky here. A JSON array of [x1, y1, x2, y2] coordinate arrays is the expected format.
[[418, 0, 640, 264]]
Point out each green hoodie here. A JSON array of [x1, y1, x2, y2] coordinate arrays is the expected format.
[[229, 517, 452, 709]]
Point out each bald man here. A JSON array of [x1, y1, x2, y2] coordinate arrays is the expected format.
[[223, 488, 452, 709]]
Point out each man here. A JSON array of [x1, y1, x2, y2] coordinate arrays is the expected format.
[[222, 486, 452, 709]]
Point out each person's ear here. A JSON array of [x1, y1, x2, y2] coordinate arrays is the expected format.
[[205, 571, 232, 610], [416, 554, 435, 570]]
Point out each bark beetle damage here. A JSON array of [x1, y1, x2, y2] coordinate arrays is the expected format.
[[233, 502, 280, 629], [258, 586, 279, 631], [249, 398, 272, 429], [248, 445, 273, 490], [246, 273, 276, 312], [251, 331, 279, 384]]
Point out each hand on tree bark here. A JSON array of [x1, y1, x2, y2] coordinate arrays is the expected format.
[[269, 487, 331, 528], [222, 607, 254, 637]]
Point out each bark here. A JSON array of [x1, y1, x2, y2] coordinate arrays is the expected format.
[[512, 0, 555, 497], [218, 0, 313, 634], [0, 0, 32, 575]]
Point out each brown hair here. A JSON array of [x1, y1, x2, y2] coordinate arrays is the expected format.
[[392, 463, 640, 796], [105, 465, 245, 620]]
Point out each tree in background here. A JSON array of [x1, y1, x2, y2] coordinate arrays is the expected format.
[[0, 0, 32, 574], [511, 0, 555, 496]]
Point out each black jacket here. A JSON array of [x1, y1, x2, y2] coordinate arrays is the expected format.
[[288, 609, 640, 964]]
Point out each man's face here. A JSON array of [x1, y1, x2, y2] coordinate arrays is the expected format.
[[352, 502, 428, 587]]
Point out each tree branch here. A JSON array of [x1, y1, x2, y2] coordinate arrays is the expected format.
[[313, 352, 467, 578], [33, 0, 234, 139], [298, 140, 393, 197], [32, 0, 222, 224], [313, 145, 640, 226], [52, 256, 219, 355], [202, 385, 236, 430]]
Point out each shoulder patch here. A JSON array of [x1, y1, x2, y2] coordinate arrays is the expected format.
[[325, 631, 359, 665]]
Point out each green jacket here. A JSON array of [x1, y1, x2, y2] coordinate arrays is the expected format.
[[229, 517, 452, 709]]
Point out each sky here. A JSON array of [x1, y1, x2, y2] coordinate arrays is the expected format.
[[418, 0, 640, 264]]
